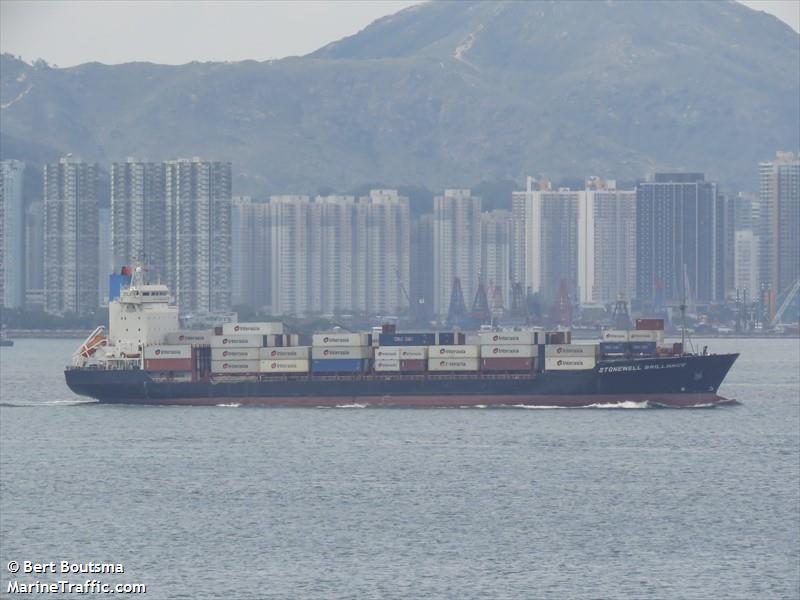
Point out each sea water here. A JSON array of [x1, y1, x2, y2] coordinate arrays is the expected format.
[[1, 338, 798, 599]]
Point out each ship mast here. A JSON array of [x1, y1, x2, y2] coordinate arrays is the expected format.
[[680, 264, 688, 355]]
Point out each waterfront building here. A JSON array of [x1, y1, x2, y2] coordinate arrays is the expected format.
[[636, 173, 729, 305], [164, 159, 232, 314], [480, 210, 511, 312], [433, 189, 481, 318], [43, 156, 100, 315], [0, 160, 26, 308], [759, 152, 800, 295]]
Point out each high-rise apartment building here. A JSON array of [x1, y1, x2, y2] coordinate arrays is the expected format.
[[759, 152, 800, 295], [310, 195, 356, 314], [480, 210, 511, 312], [513, 177, 638, 307], [98, 207, 111, 305], [164, 159, 232, 314], [433, 189, 481, 318], [231, 196, 271, 309], [265, 191, 410, 317], [589, 184, 637, 304], [0, 160, 26, 308], [410, 214, 435, 321], [269, 195, 311, 316], [513, 182, 582, 305], [360, 189, 410, 316], [734, 230, 759, 299], [636, 173, 729, 305], [43, 156, 99, 315], [25, 201, 44, 309], [110, 159, 167, 283]]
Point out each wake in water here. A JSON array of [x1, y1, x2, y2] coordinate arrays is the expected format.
[[0, 398, 99, 408], [215, 402, 242, 408], [511, 401, 650, 409]]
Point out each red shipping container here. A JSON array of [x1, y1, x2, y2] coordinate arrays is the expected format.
[[144, 358, 193, 372], [399, 359, 426, 372], [636, 318, 665, 331], [480, 358, 534, 371]]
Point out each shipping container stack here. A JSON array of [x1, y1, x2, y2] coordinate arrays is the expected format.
[[207, 322, 307, 375], [142, 345, 193, 380], [311, 333, 372, 374], [478, 330, 538, 372], [373, 331, 467, 373], [598, 319, 667, 359], [543, 343, 597, 371]]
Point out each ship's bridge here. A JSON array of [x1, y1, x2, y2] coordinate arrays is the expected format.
[[119, 284, 171, 304]]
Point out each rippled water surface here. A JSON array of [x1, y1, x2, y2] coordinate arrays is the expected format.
[[1, 338, 799, 599]]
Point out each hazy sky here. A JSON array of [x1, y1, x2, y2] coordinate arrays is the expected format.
[[1, 0, 797, 67]]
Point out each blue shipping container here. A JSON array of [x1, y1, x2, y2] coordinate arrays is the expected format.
[[311, 359, 369, 373], [599, 342, 627, 354], [379, 333, 436, 346], [436, 332, 465, 345], [629, 341, 657, 354], [108, 274, 131, 301]]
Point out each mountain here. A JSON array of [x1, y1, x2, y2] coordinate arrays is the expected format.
[[1, 0, 798, 194]]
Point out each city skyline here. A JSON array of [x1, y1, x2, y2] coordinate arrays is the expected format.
[[3, 152, 797, 325]]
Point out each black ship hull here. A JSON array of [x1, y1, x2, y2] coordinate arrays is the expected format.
[[65, 354, 738, 408]]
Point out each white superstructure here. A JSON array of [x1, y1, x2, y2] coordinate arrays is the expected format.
[[107, 267, 179, 356]]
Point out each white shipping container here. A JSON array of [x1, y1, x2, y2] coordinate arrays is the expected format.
[[479, 331, 537, 346], [312, 346, 372, 359], [545, 344, 597, 358], [374, 347, 400, 359], [312, 333, 369, 347], [602, 330, 630, 342], [259, 359, 309, 373], [222, 322, 284, 335], [428, 345, 480, 358], [427, 358, 480, 371], [259, 346, 310, 360], [210, 335, 264, 348], [628, 330, 663, 343], [374, 359, 401, 372], [144, 345, 191, 360], [398, 346, 427, 359], [164, 330, 213, 345], [210, 360, 260, 373], [480, 344, 537, 358], [545, 356, 596, 371], [211, 347, 261, 361]]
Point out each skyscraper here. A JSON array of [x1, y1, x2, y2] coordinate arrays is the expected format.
[[24, 201, 44, 309], [759, 152, 800, 295], [433, 189, 481, 319], [110, 159, 167, 282], [636, 173, 727, 306], [410, 214, 435, 321], [360, 189, 410, 315], [480, 210, 511, 312], [164, 159, 232, 314], [310, 195, 356, 314], [98, 207, 111, 305], [734, 230, 759, 299], [588, 183, 637, 304], [43, 156, 100, 315], [269, 195, 311, 316], [514, 182, 582, 305], [231, 196, 272, 309], [0, 160, 26, 308]]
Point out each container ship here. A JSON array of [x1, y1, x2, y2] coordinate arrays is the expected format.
[[64, 269, 738, 408]]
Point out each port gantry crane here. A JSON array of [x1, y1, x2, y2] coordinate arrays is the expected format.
[[770, 279, 800, 329]]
